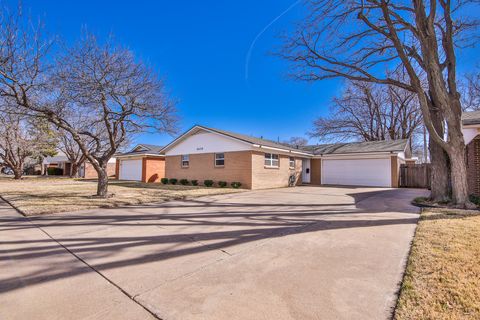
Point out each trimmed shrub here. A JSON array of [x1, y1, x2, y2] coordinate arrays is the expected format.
[[218, 181, 227, 188], [160, 178, 169, 184], [180, 179, 189, 185], [231, 182, 242, 189], [169, 178, 178, 185], [47, 167, 63, 176], [191, 179, 198, 186], [204, 180, 214, 187], [469, 194, 480, 206]]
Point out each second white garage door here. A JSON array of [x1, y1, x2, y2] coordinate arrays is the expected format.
[[322, 158, 391, 187], [119, 159, 142, 181]]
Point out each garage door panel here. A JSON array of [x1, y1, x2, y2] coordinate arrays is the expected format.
[[119, 159, 142, 181], [322, 158, 391, 187]]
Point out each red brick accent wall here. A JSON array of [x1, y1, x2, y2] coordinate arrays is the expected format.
[[165, 151, 253, 188], [115, 159, 120, 180], [142, 157, 165, 183], [84, 162, 116, 179], [466, 136, 480, 196]]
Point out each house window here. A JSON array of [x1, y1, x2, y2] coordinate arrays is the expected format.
[[215, 153, 225, 166], [264, 153, 279, 167], [181, 154, 189, 167], [289, 157, 295, 169]]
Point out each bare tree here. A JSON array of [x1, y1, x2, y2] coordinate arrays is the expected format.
[[0, 112, 57, 179], [45, 35, 177, 196], [57, 130, 88, 178], [311, 80, 422, 142], [462, 69, 480, 111], [0, 9, 177, 197], [283, 136, 309, 148], [282, 0, 478, 206]]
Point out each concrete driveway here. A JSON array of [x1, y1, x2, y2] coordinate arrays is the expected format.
[[1, 186, 428, 320]]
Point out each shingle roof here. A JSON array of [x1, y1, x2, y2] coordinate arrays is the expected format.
[[117, 144, 164, 157], [162, 125, 409, 156], [199, 126, 308, 153], [309, 139, 408, 155], [137, 144, 164, 153], [462, 111, 480, 125]]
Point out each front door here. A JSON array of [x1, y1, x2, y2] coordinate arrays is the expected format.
[[302, 159, 311, 183]]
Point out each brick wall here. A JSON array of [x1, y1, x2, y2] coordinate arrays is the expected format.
[[142, 157, 166, 183], [165, 151, 253, 188], [84, 162, 116, 179], [250, 151, 303, 189], [466, 136, 480, 196]]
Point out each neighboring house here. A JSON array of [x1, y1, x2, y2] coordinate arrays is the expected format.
[[42, 152, 117, 179], [462, 111, 480, 196], [115, 144, 165, 182], [152, 125, 412, 189]]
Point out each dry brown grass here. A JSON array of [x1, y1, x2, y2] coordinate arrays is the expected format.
[[395, 208, 480, 320], [0, 177, 244, 215]]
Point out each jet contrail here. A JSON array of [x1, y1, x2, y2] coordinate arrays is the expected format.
[[245, 0, 301, 82]]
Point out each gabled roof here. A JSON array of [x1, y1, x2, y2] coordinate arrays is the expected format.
[[161, 125, 410, 157], [462, 111, 480, 126], [309, 139, 408, 155], [161, 125, 310, 155], [116, 144, 164, 157]]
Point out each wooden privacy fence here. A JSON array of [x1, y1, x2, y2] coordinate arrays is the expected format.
[[399, 164, 431, 189]]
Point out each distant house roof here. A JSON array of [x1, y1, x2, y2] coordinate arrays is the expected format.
[[308, 139, 409, 155], [116, 144, 164, 157], [43, 152, 68, 164], [462, 111, 480, 126]]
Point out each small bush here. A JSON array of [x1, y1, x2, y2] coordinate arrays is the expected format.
[[469, 194, 480, 206], [218, 181, 227, 188], [169, 178, 178, 185], [191, 179, 198, 186], [180, 179, 189, 185], [160, 178, 169, 184], [47, 167, 63, 176], [231, 181, 242, 189], [413, 196, 428, 204], [204, 179, 214, 187]]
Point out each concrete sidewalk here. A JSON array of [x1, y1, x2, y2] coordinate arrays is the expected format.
[[0, 199, 156, 320]]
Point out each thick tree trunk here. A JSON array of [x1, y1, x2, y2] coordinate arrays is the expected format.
[[428, 107, 450, 201], [70, 163, 79, 178], [429, 136, 450, 201], [13, 168, 22, 180], [96, 165, 109, 197], [448, 139, 471, 206]]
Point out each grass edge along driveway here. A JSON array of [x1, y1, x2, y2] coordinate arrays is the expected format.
[[0, 177, 244, 215], [394, 207, 480, 320]]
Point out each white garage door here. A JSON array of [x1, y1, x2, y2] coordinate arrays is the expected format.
[[119, 159, 142, 181], [322, 158, 391, 187]]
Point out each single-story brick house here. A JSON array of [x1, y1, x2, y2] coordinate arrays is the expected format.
[[115, 144, 165, 183], [462, 111, 480, 196], [152, 125, 412, 189], [42, 153, 116, 178]]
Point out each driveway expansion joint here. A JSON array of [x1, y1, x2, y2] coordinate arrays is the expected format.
[[17, 211, 163, 320]]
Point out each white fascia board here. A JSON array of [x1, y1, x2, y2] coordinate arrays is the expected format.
[[313, 151, 397, 159], [253, 145, 313, 157], [116, 153, 164, 159], [462, 124, 480, 129]]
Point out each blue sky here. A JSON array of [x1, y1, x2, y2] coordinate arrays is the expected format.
[[13, 1, 480, 147]]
